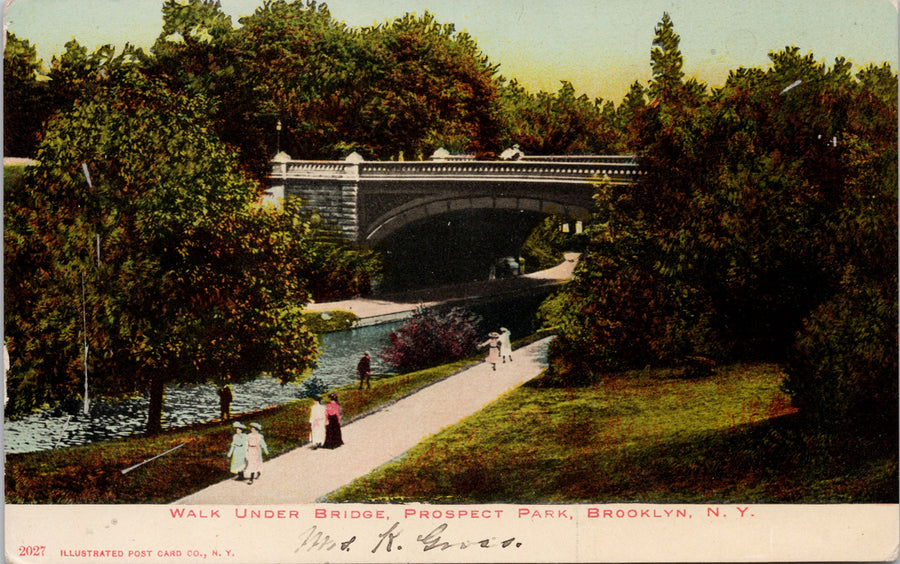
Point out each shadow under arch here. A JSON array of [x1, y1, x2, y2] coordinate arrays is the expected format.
[[364, 194, 590, 245]]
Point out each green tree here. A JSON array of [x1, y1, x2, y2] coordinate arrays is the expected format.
[[362, 12, 502, 158], [498, 79, 617, 154], [3, 32, 51, 157], [150, 2, 504, 170], [543, 13, 897, 416], [648, 12, 684, 99], [4, 75, 320, 433]]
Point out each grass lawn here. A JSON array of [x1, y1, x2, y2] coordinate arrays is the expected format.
[[328, 363, 898, 503], [4, 355, 482, 504]]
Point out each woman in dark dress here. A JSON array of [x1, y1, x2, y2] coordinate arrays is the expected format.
[[323, 393, 343, 449]]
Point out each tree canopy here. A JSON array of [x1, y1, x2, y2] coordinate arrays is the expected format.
[[543, 14, 897, 433], [5, 75, 322, 432]]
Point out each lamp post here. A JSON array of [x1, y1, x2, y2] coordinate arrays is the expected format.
[[276, 119, 282, 155]]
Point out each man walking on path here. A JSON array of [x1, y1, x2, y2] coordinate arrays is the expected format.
[[357, 352, 371, 390], [176, 337, 553, 505]]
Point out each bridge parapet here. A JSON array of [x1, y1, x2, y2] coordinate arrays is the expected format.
[[275, 158, 641, 185]]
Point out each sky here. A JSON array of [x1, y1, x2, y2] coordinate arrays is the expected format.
[[4, 0, 898, 103]]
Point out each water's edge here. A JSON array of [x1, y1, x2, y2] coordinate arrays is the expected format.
[[4, 290, 551, 454]]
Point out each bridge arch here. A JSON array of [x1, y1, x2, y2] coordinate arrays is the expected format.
[[364, 194, 589, 244]]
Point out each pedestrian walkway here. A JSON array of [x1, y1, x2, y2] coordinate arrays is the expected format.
[[176, 337, 552, 504], [304, 253, 580, 322]]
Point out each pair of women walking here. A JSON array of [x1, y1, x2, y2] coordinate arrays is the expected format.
[[308, 393, 343, 449], [479, 327, 512, 370], [227, 421, 269, 484]]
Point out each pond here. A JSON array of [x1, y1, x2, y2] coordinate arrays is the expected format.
[[3, 290, 551, 454], [3, 320, 404, 454]]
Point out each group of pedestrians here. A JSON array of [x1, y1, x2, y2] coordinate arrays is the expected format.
[[222, 359, 354, 482], [307, 393, 344, 449], [479, 327, 513, 370], [224, 392, 344, 484], [226, 421, 269, 484], [223, 330, 508, 481]]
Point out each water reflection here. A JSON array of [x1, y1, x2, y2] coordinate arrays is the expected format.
[[4, 320, 402, 454]]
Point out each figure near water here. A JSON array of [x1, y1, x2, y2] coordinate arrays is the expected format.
[[357, 352, 371, 390]]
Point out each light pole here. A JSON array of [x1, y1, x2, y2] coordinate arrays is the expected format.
[[276, 119, 282, 155]]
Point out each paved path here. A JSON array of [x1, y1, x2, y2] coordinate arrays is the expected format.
[[305, 253, 579, 321], [176, 337, 553, 504]]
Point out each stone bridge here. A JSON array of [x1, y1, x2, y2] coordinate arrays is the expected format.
[[266, 150, 640, 244]]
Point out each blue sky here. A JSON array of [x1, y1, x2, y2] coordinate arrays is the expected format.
[[4, 0, 898, 103]]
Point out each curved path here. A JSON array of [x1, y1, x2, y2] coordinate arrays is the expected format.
[[304, 252, 580, 322], [176, 337, 552, 504]]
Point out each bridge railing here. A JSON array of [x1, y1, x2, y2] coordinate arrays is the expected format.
[[518, 154, 637, 164], [273, 158, 641, 184]]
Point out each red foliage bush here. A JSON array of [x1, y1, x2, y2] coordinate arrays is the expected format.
[[381, 307, 481, 372]]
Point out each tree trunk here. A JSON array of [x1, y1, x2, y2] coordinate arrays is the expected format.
[[146, 376, 165, 435]]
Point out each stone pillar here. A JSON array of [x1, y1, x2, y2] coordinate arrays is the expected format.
[[269, 152, 361, 242]]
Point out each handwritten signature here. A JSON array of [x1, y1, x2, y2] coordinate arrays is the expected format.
[[295, 522, 522, 554]]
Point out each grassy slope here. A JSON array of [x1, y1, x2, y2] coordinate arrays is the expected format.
[[329, 363, 898, 503]]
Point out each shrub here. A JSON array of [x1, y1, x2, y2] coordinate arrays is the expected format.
[[520, 216, 565, 273], [300, 376, 329, 401], [300, 310, 358, 334], [783, 271, 898, 433], [381, 307, 482, 372]]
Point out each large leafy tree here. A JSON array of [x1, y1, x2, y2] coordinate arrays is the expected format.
[[545, 13, 715, 382], [360, 12, 502, 158], [4, 74, 320, 433], [544, 12, 897, 432], [3, 32, 52, 157], [231, 0, 367, 163]]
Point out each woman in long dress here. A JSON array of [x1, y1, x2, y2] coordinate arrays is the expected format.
[[498, 327, 513, 363], [308, 398, 326, 448], [227, 422, 248, 481], [244, 422, 269, 484], [323, 393, 343, 449]]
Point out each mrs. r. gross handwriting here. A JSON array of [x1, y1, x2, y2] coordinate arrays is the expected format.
[[295, 522, 522, 554]]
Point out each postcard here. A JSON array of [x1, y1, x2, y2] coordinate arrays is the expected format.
[[3, 0, 899, 562]]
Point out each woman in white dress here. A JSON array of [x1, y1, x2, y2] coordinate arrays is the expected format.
[[308, 398, 327, 448], [498, 327, 513, 363]]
